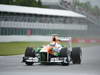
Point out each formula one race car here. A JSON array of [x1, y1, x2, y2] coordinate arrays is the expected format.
[[22, 36, 82, 66]]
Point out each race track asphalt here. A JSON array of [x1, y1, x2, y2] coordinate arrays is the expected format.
[[0, 46, 100, 75]]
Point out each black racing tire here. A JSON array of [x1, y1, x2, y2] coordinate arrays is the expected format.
[[60, 48, 68, 57], [71, 47, 82, 64], [25, 47, 35, 57], [25, 62, 33, 66]]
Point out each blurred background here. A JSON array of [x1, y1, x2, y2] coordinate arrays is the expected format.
[[0, 0, 100, 42]]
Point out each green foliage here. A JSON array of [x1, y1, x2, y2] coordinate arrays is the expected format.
[[9, 0, 37, 7], [92, 5, 100, 16], [0, 0, 46, 8], [37, 0, 42, 7], [74, 1, 100, 16]]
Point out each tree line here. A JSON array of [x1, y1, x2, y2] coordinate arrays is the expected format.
[[0, 0, 45, 7], [74, 0, 100, 16]]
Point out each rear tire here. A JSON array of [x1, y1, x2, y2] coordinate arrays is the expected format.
[[71, 47, 82, 64]]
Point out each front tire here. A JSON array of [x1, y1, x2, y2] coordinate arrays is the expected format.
[[25, 47, 35, 57], [24, 47, 35, 66]]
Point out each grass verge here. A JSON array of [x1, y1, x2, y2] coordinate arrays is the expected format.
[[0, 42, 100, 56], [0, 42, 49, 56]]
